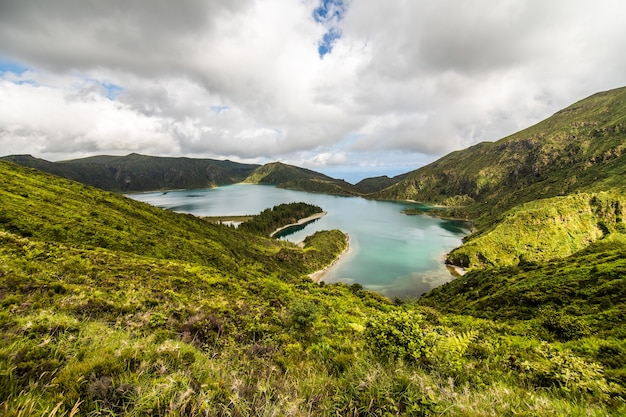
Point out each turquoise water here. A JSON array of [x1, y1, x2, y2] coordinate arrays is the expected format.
[[129, 184, 469, 299]]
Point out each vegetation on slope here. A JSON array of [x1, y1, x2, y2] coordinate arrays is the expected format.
[[353, 174, 407, 194], [421, 233, 626, 388], [244, 162, 358, 196], [447, 191, 626, 269], [1, 153, 260, 192], [1, 160, 623, 415], [373, 87, 626, 225]]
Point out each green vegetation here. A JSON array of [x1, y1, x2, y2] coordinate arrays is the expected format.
[[0, 153, 260, 192], [244, 162, 359, 196], [447, 191, 626, 269], [2, 159, 624, 415], [2, 86, 626, 415], [238, 202, 323, 237], [420, 233, 626, 392], [353, 174, 407, 194]]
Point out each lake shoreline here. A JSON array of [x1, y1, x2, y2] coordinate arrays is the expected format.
[[446, 263, 467, 277], [129, 185, 469, 298], [308, 232, 351, 283], [270, 211, 327, 237]]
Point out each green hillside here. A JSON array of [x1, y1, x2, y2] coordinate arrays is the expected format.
[[447, 191, 626, 269], [1, 153, 260, 192], [353, 173, 408, 194], [2, 160, 623, 416], [373, 87, 626, 223], [420, 233, 626, 385], [367, 87, 626, 272], [244, 161, 358, 195], [0, 154, 364, 196]]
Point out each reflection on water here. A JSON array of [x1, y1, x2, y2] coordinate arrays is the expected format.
[[129, 184, 469, 299], [274, 218, 321, 238], [438, 219, 473, 234]]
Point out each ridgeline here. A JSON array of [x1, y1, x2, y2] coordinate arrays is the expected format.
[[0, 153, 260, 192]]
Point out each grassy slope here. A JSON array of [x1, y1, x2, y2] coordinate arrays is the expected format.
[[423, 235, 626, 326], [1, 153, 260, 192], [1, 161, 623, 416], [421, 233, 626, 386], [244, 162, 359, 196], [447, 191, 626, 268], [353, 173, 408, 194], [373, 87, 626, 225]]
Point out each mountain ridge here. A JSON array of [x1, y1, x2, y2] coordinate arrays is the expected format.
[[1, 153, 261, 192], [372, 87, 626, 221], [243, 161, 359, 195]]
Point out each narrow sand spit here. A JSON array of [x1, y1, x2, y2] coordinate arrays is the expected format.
[[308, 233, 351, 283], [446, 264, 466, 277], [270, 211, 327, 237]]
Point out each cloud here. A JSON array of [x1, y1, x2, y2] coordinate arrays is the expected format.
[[0, 78, 177, 158], [1, 0, 626, 176]]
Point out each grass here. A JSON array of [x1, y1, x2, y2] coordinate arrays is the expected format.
[[1, 159, 625, 415], [374, 86, 626, 228], [447, 191, 626, 269]]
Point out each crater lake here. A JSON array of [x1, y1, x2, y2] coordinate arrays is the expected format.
[[129, 184, 470, 299]]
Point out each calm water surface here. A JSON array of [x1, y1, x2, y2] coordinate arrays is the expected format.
[[129, 185, 469, 299]]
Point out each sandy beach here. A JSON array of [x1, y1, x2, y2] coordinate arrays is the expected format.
[[308, 233, 351, 283]]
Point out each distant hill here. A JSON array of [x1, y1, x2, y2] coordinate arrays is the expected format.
[[1, 154, 364, 196], [243, 161, 359, 196], [353, 173, 408, 194], [0, 153, 260, 192], [372, 87, 626, 226]]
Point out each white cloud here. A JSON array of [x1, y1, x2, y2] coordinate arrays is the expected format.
[[0, 78, 177, 158], [1, 0, 625, 175]]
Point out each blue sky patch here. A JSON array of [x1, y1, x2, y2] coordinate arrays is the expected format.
[[318, 27, 342, 57], [99, 81, 123, 100], [313, 0, 346, 23], [210, 105, 230, 113], [313, 0, 347, 58], [0, 58, 30, 76]]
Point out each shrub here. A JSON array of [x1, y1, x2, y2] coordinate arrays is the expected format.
[[511, 342, 609, 395], [364, 310, 429, 364], [289, 298, 319, 332], [539, 307, 590, 341]]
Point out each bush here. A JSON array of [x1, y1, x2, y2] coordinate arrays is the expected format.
[[364, 310, 429, 364], [289, 298, 319, 332], [512, 342, 609, 396], [539, 307, 590, 341]]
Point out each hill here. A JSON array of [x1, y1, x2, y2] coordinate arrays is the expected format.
[[244, 161, 359, 195], [0, 155, 363, 196], [366, 87, 626, 271], [373, 87, 626, 223], [0, 153, 260, 192], [2, 160, 623, 415], [353, 173, 408, 194]]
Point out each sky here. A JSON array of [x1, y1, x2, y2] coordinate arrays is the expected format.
[[1, 0, 626, 183]]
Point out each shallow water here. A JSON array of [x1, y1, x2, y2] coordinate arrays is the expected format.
[[129, 184, 469, 299]]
